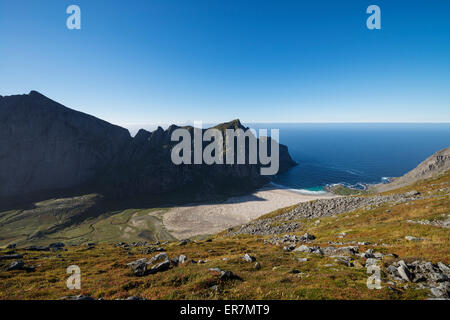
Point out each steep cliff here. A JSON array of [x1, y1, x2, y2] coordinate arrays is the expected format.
[[98, 119, 296, 199], [0, 91, 296, 201], [0, 91, 131, 198]]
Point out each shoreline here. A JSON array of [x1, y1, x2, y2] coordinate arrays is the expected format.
[[163, 185, 337, 239]]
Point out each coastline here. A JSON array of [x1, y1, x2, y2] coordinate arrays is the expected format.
[[163, 184, 337, 239]]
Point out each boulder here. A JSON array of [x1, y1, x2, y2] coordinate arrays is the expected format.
[[219, 270, 240, 281], [397, 261, 411, 281], [405, 236, 423, 241], [178, 239, 190, 246], [293, 245, 311, 253], [242, 253, 256, 262], [148, 260, 170, 275], [7, 260, 25, 271], [149, 252, 169, 264], [178, 255, 187, 264]]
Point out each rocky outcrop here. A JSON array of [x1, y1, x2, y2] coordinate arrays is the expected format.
[[0, 91, 296, 201], [97, 119, 296, 199], [386, 260, 450, 299], [373, 147, 450, 192]]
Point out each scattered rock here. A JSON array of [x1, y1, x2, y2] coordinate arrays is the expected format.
[[397, 260, 411, 280], [407, 214, 450, 229], [438, 262, 450, 274], [149, 252, 169, 264], [335, 246, 359, 256], [335, 257, 354, 267], [374, 252, 384, 259], [178, 239, 190, 246], [219, 270, 240, 281], [210, 285, 219, 292], [293, 245, 311, 253], [178, 255, 187, 264], [49, 242, 65, 250], [242, 253, 256, 262], [6, 260, 35, 272], [62, 295, 95, 301], [170, 256, 180, 266], [148, 260, 170, 275], [25, 245, 50, 252], [127, 256, 172, 276], [302, 233, 316, 241], [0, 254, 23, 261], [338, 232, 347, 238], [127, 258, 148, 276], [405, 190, 420, 197], [405, 236, 424, 242], [7, 260, 25, 271]]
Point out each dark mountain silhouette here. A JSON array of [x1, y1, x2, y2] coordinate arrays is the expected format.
[[0, 91, 296, 202]]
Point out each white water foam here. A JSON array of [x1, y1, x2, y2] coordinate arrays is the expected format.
[[269, 182, 328, 195]]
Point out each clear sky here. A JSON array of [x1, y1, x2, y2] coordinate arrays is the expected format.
[[1, 0, 449, 127]]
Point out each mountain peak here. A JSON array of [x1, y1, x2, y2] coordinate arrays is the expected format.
[[28, 90, 46, 98], [213, 119, 245, 131]]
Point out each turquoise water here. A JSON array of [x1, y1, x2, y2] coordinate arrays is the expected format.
[[247, 123, 450, 193]]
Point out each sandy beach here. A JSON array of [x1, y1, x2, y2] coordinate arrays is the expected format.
[[163, 186, 337, 239]]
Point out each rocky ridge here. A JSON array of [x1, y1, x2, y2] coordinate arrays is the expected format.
[[0, 91, 296, 202]]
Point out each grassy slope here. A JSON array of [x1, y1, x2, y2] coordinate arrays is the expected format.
[[0, 173, 448, 300], [0, 198, 175, 246]]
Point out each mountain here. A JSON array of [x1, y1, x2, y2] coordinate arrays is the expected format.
[[0, 91, 131, 198], [372, 146, 450, 192], [0, 91, 296, 202]]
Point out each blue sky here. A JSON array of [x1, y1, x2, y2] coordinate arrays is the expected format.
[[1, 0, 449, 127]]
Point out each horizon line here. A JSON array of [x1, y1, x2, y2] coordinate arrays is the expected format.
[[120, 121, 450, 126]]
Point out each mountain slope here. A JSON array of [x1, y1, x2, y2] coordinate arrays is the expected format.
[[0, 91, 131, 198], [1, 170, 448, 300], [373, 147, 450, 192]]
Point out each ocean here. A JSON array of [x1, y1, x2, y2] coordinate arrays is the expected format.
[[247, 123, 450, 194]]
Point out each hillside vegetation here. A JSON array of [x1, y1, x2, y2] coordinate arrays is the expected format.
[[1, 172, 448, 300]]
